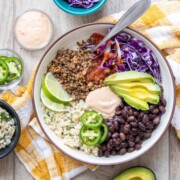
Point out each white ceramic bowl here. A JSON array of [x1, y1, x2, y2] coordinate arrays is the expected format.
[[33, 23, 175, 165]]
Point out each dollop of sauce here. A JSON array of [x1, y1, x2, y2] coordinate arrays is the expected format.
[[15, 10, 53, 49], [86, 87, 122, 119]]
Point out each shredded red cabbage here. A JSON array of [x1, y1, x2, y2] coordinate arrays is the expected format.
[[88, 32, 161, 83], [66, 0, 100, 8]]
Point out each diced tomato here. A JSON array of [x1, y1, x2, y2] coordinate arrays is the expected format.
[[90, 33, 104, 45]]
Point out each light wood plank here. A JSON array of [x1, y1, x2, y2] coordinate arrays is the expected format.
[[170, 127, 180, 180], [0, 0, 14, 179], [14, 156, 33, 180], [140, 131, 169, 180]]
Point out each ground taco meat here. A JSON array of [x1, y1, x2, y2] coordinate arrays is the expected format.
[[47, 49, 104, 100]]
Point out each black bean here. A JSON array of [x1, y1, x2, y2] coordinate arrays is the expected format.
[[139, 132, 144, 139], [149, 114, 154, 120], [111, 151, 116, 156], [130, 131, 138, 136], [116, 110, 122, 116], [119, 132, 126, 141], [113, 138, 117, 143], [135, 136, 140, 143], [115, 138, 121, 145], [153, 116, 160, 125], [119, 148, 127, 155], [113, 115, 120, 121], [101, 146, 107, 151], [130, 122, 138, 127], [152, 114, 157, 119], [135, 144, 141, 150], [115, 106, 121, 112], [160, 97, 167, 107], [126, 134, 129, 140], [109, 139, 113, 145], [117, 117, 125, 124], [120, 124, 124, 132], [144, 133, 152, 140], [107, 132, 111, 139], [107, 142, 113, 150], [121, 142, 128, 148], [143, 110, 149, 114], [119, 103, 124, 109], [106, 122, 112, 127], [129, 110, 134, 116], [152, 108, 159, 114], [115, 146, 120, 151], [149, 105, 156, 112], [109, 126, 115, 133], [125, 124, 131, 129], [103, 119, 109, 123], [138, 112, 144, 120], [128, 147, 135, 153], [146, 121, 154, 129], [146, 129, 153, 133], [127, 116, 135, 122], [98, 149, 103, 157], [132, 128, 138, 133], [133, 111, 139, 117], [142, 114, 149, 124], [159, 106, 166, 113], [138, 122, 146, 131], [114, 121, 119, 130], [112, 133, 119, 139], [128, 140, 135, 147], [129, 135, 135, 142], [122, 110, 127, 118], [123, 125, 130, 134], [104, 151, 110, 157], [124, 106, 129, 112]]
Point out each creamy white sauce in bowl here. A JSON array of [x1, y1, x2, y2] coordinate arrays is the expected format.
[[86, 87, 122, 119], [14, 10, 53, 50]]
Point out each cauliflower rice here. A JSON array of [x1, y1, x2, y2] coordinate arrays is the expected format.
[[43, 100, 98, 156], [0, 107, 15, 150]]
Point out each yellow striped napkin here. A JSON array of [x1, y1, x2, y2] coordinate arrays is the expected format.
[[1, 1, 180, 179]]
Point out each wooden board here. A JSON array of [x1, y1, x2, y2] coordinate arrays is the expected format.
[[0, 0, 176, 179]]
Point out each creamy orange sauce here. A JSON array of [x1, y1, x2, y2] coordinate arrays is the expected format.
[[15, 10, 53, 49], [86, 87, 122, 119]]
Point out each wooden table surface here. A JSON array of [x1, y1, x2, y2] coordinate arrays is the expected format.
[[0, 0, 179, 179]]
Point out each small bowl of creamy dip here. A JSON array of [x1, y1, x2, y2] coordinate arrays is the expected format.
[[14, 10, 53, 50]]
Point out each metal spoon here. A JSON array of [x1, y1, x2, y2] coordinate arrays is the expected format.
[[94, 0, 151, 50]]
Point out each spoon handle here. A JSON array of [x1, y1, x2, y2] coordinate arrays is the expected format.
[[94, 0, 151, 50]]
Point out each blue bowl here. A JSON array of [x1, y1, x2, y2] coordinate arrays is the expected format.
[[53, 0, 107, 16]]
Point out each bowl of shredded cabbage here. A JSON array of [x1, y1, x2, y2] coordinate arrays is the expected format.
[[53, 0, 107, 16]]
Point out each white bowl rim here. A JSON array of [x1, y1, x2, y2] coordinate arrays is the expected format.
[[33, 22, 176, 165]]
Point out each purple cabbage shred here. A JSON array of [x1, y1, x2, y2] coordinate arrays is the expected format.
[[66, 0, 100, 8], [87, 31, 161, 83]]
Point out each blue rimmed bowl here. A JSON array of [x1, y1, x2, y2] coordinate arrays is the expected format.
[[53, 0, 107, 16]]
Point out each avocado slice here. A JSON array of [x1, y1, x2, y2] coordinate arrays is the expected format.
[[110, 87, 149, 110], [111, 86, 160, 104], [105, 71, 155, 85], [115, 82, 161, 95], [114, 167, 156, 180]]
